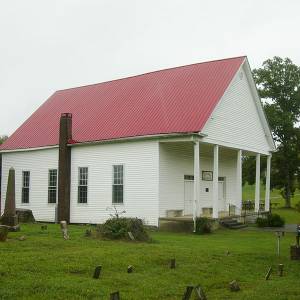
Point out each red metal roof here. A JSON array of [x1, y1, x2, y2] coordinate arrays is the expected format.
[[0, 56, 245, 150]]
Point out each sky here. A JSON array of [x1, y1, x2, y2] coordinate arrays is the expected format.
[[1, 0, 300, 136]]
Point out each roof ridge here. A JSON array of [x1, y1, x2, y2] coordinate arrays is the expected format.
[[56, 55, 247, 93]]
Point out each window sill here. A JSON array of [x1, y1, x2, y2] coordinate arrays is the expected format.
[[112, 203, 124, 206]]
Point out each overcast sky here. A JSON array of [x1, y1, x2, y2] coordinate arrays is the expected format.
[[1, 0, 300, 135]]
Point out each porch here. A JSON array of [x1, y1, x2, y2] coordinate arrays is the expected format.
[[158, 136, 272, 224]]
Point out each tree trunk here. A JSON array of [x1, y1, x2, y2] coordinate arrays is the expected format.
[[284, 176, 292, 208]]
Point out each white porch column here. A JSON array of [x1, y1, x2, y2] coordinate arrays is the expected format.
[[212, 145, 219, 218], [255, 153, 261, 212], [265, 155, 271, 212], [193, 141, 200, 228], [236, 150, 242, 214]]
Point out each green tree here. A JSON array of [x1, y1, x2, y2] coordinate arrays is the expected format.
[[0, 135, 8, 145], [252, 57, 300, 208]]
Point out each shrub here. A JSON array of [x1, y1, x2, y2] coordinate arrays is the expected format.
[[195, 217, 212, 234], [256, 213, 285, 228], [97, 217, 150, 241]]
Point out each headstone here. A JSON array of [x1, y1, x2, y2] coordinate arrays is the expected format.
[[18, 235, 26, 241], [93, 266, 102, 279], [194, 285, 207, 300], [16, 208, 35, 223], [41, 225, 48, 231], [278, 264, 284, 277], [182, 286, 194, 300], [85, 229, 92, 237], [265, 266, 272, 280], [127, 265, 133, 273], [110, 291, 120, 300], [1, 168, 18, 227], [128, 231, 135, 241], [0, 226, 8, 242], [170, 258, 176, 269], [60, 221, 69, 240], [229, 280, 240, 292]]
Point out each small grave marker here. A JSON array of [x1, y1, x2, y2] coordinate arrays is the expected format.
[[265, 266, 272, 280], [85, 229, 92, 237], [60, 221, 69, 240], [170, 258, 176, 269], [278, 264, 284, 277], [182, 286, 194, 300], [229, 280, 240, 292], [110, 291, 120, 300], [18, 235, 26, 241], [41, 225, 47, 231], [93, 266, 102, 279], [0, 226, 8, 242], [128, 231, 135, 241], [194, 285, 207, 300], [127, 265, 133, 273]]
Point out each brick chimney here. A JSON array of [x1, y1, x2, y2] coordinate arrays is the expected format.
[[57, 113, 72, 223]]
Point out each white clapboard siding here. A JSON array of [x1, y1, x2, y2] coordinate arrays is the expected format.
[[202, 63, 272, 154], [1, 148, 59, 221], [159, 142, 237, 217], [70, 140, 159, 226]]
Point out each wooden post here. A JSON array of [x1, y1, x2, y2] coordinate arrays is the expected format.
[[212, 145, 219, 219]]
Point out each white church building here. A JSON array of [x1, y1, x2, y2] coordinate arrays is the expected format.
[[0, 57, 275, 226]]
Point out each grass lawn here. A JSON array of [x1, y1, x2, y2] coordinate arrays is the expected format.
[[1, 224, 300, 299], [243, 183, 300, 224]]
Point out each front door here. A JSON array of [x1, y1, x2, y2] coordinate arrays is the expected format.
[[184, 180, 194, 215]]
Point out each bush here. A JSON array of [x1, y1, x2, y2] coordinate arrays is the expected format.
[[97, 217, 150, 241], [195, 217, 212, 234], [256, 213, 285, 228]]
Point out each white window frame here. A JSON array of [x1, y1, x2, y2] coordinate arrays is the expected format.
[[78, 167, 88, 204], [48, 169, 58, 204], [21, 170, 30, 204], [112, 164, 124, 205]]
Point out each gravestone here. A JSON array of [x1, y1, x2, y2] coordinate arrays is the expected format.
[[170, 258, 176, 269], [0, 226, 8, 242], [1, 168, 19, 228], [182, 285, 206, 300], [18, 235, 26, 241], [278, 264, 284, 277], [265, 266, 272, 280], [41, 225, 48, 231], [93, 266, 102, 279], [127, 265, 133, 273], [85, 229, 92, 237], [229, 280, 240, 292], [194, 285, 207, 300], [128, 231, 135, 241], [60, 221, 69, 240], [182, 286, 194, 300], [110, 291, 120, 300], [16, 208, 35, 223]]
